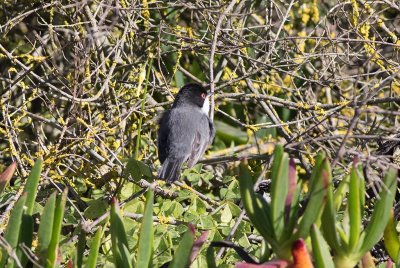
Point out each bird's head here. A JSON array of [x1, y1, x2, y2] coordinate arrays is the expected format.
[[173, 83, 211, 114]]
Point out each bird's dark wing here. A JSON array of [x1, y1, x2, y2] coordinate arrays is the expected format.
[[157, 110, 171, 164], [187, 115, 213, 168]]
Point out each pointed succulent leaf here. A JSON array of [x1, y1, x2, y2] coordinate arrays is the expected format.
[[360, 167, 397, 255], [168, 224, 195, 268], [348, 160, 361, 251], [0, 194, 27, 267], [384, 209, 400, 262], [137, 189, 154, 268], [311, 224, 334, 268], [46, 188, 68, 268], [23, 159, 42, 215], [270, 145, 289, 240]]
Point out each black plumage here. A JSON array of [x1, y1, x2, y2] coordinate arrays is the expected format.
[[157, 84, 215, 183]]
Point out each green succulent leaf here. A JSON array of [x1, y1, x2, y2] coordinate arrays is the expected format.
[[23, 159, 42, 215], [270, 144, 289, 240], [359, 167, 397, 256], [348, 160, 361, 251], [296, 159, 330, 239], [86, 224, 107, 268], [137, 189, 154, 268], [168, 225, 195, 268], [0, 194, 27, 267], [37, 191, 57, 255], [110, 198, 132, 268], [384, 209, 400, 262], [311, 224, 334, 268], [46, 188, 68, 268], [238, 162, 275, 245]]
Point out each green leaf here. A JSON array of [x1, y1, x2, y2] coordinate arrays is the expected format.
[[270, 145, 289, 240], [357, 164, 365, 214], [384, 209, 400, 262], [23, 159, 42, 215], [110, 198, 132, 268], [37, 192, 57, 255], [283, 159, 300, 240], [348, 161, 361, 251], [221, 205, 232, 223], [333, 174, 349, 212], [126, 158, 153, 182], [84, 199, 108, 219], [296, 159, 330, 239], [238, 162, 275, 246], [214, 121, 248, 144], [311, 224, 334, 268], [17, 214, 34, 266], [168, 225, 195, 268], [17, 159, 42, 267], [46, 188, 68, 268], [86, 224, 107, 268], [0, 162, 16, 194], [76, 229, 86, 268], [321, 160, 342, 253], [0, 194, 27, 267], [360, 167, 397, 255], [137, 189, 154, 268], [308, 151, 326, 192]]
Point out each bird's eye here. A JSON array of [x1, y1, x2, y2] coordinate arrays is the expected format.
[[201, 93, 206, 99]]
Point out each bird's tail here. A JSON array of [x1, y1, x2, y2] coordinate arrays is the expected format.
[[158, 158, 184, 183]]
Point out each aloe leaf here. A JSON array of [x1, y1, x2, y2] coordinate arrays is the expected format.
[[359, 167, 397, 255], [46, 188, 68, 268], [284, 159, 297, 223], [321, 160, 342, 253], [239, 162, 275, 244], [37, 191, 57, 255], [348, 161, 361, 251], [14, 158, 42, 267], [270, 145, 289, 240], [110, 198, 132, 268], [311, 224, 334, 268], [309, 151, 326, 192], [86, 224, 106, 268], [0, 194, 27, 267], [384, 209, 400, 262], [137, 189, 154, 268], [23, 159, 42, 215], [0, 162, 16, 194], [270, 144, 284, 181], [17, 214, 34, 266], [254, 195, 275, 242], [168, 225, 195, 268], [283, 183, 301, 242], [76, 229, 86, 268], [296, 159, 330, 239], [333, 174, 350, 212], [357, 164, 365, 214]]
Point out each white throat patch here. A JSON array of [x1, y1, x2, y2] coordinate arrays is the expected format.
[[201, 96, 210, 116]]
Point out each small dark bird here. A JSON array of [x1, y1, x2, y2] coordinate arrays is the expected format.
[[157, 83, 215, 183]]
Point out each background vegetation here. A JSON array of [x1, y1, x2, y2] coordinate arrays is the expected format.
[[0, 0, 399, 267]]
